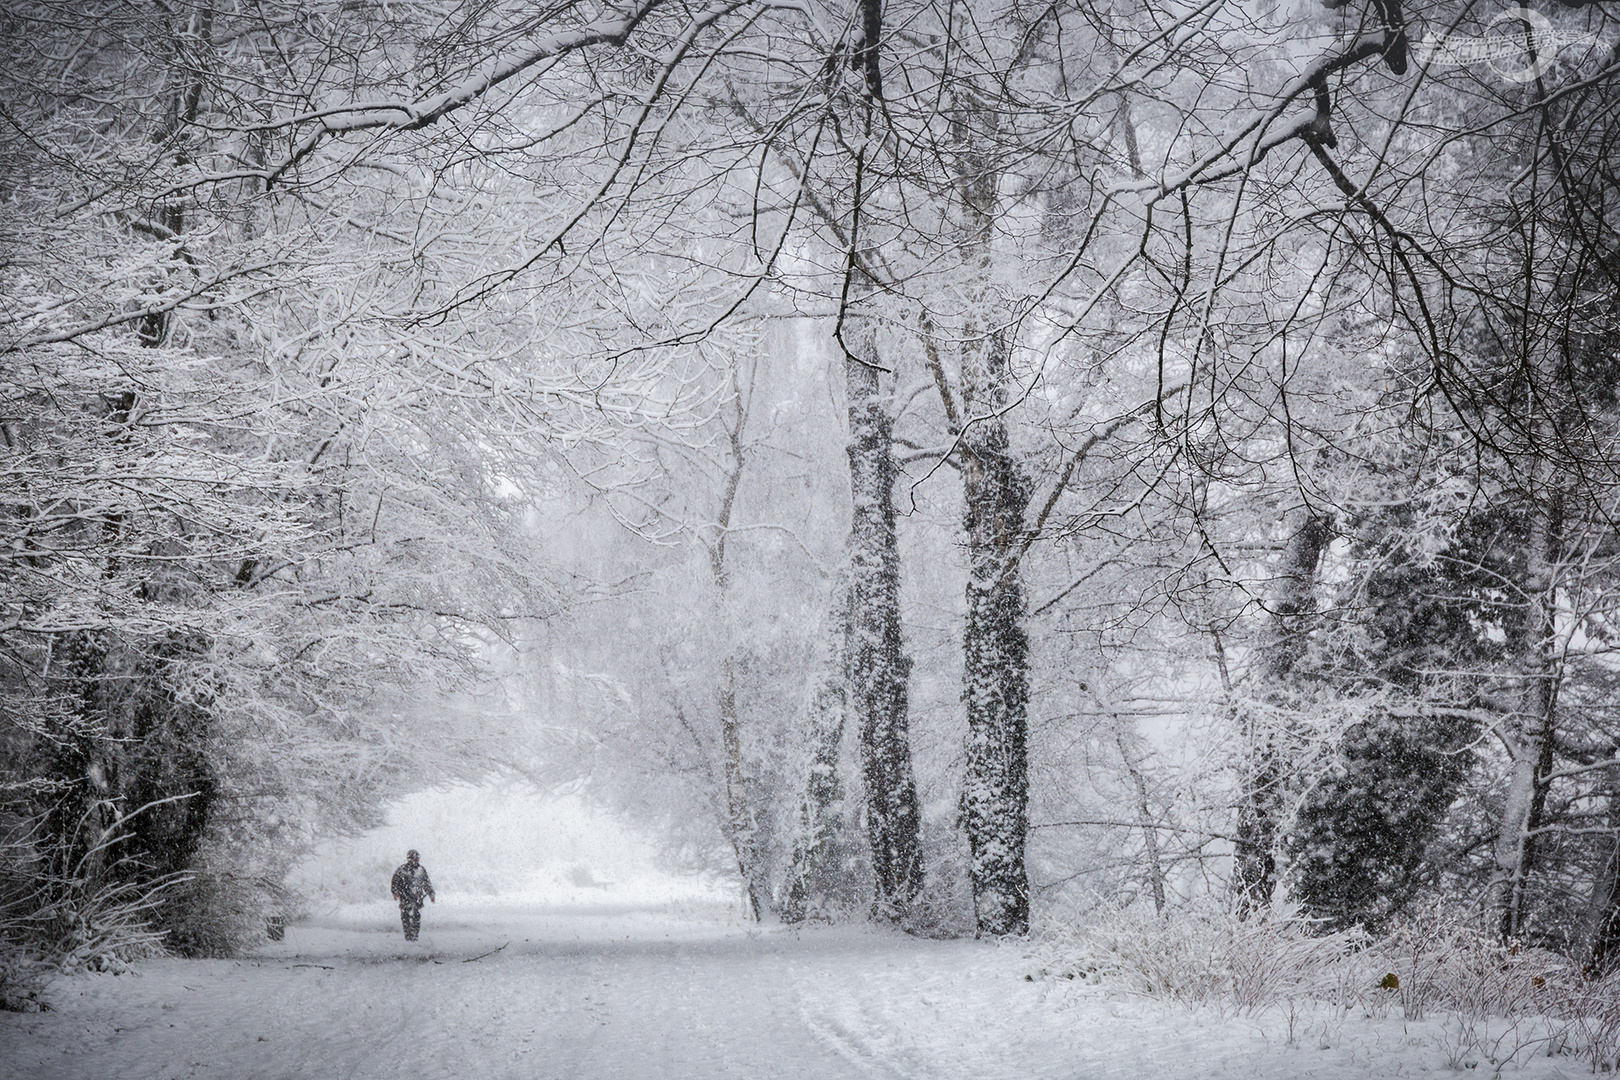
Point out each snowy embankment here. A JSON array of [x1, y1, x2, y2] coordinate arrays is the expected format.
[[0, 898, 1601, 1080]]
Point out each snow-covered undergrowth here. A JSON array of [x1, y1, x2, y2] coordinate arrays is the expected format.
[[0, 873, 174, 1013], [1030, 902, 1620, 1073]]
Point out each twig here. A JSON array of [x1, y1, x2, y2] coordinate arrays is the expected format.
[[463, 942, 509, 963]]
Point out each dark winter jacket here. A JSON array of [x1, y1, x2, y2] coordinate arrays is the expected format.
[[391, 862, 436, 907]]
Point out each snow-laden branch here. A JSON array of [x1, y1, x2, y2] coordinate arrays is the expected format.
[[265, 0, 686, 186], [5, 261, 284, 349], [1544, 756, 1620, 783], [417, 0, 762, 319]]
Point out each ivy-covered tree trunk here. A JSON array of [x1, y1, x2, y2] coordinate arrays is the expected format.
[[1232, 508, 1331, 916], [844, 311, 924, 922], [821, 1, 926, 926], [959, 326, 1033, 937], [946, 58, 1034, 934]]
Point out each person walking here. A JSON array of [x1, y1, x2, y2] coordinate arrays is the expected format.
[[390, 849, 436, 941]]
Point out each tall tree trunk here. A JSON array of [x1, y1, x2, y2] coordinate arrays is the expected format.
[[844, 308, 925, 921], [1113, 713, 1167, 915], [782, 584, 854, 924], [708, 371, 766, 921], [1232, 508, 1331, 915], [947, 62, 1033, 934], [959, 325, 1033, 936], [716, 655, 764, 921], [1491, 487, 1563, 942], [139, 3, 211, 347], [831, 1, 926, 925]]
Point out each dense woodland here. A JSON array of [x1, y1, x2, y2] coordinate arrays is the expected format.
[[3, 0, 1620, 992]]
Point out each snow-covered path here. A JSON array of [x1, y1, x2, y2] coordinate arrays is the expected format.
[[0, 900, 1597, 1079], [4, 901, 1087, 1080]]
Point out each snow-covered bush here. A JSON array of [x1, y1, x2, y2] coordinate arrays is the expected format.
[[1032, 899, 1366, 1011], [1552, 971, 1620, 1073], [153, 863, 294, 959], [1365, 909, 1569, 1022], [1035, 900, 1620, 1072], [0, 860, 171, 1011], [1376, 912, 1620, 1073]]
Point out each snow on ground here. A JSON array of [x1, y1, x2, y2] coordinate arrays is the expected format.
[[0, 900, 1599, 1080], [0, 788, 1600, 1078]]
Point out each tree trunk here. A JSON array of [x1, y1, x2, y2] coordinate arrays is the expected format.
[[946, 62, 1034, 934], [844, 310, 924, 921], [1491, 489, 1562, 942], [708, 370, 766, 921], [830, 1, 926, 926], [1114, 713, 1167, 915], [138, 3, 211, 348], [782, 585, 854, 924], [1232, 508, 1332, 915], [696, 354, 771, 919], [958, 324, 1033, 937], [717, 655, 765, 921]]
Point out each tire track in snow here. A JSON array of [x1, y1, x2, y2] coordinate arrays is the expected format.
[[793, 1007, 925, 1080]]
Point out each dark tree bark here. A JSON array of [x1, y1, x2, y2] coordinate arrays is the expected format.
[[959, 329, 1033, 937], [40, 628, 217, 949], [943, 38, 1036, 932], [835, 1, 925, 925], [844, 310, 925, 922]]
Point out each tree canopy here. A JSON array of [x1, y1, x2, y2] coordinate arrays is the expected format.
[[5, 0, 1620, 978]]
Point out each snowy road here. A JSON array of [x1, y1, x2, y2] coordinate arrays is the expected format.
[[2, 901, 1091, 1080], [0, 900, 1596, 1079]]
